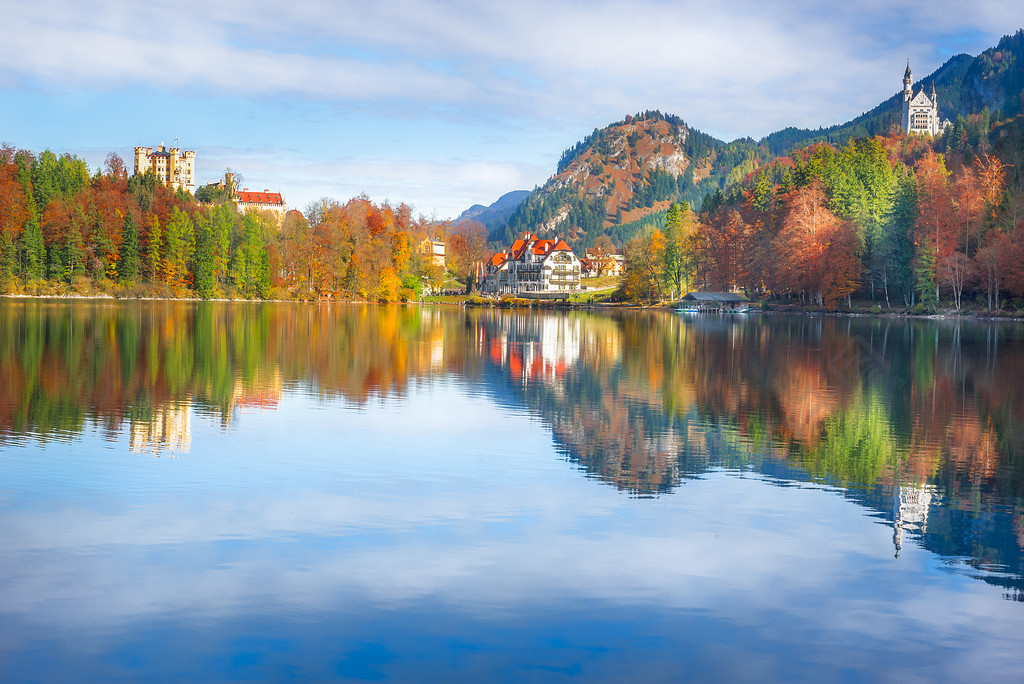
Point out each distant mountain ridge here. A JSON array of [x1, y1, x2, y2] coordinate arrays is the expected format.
[[456, 190, 529, 229], [472, 28, 1023, 249]]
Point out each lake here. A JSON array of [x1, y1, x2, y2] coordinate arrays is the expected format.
[[1, 300, 1023, 682]]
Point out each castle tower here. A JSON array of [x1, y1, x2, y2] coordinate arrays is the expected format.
[[901, 62, 913, 133], [132, 143, 196, 194], [901, 63, 945, 136], [930, 82, 939, 127]]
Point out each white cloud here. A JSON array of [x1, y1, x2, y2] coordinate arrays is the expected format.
[[1, 1, 1017, 214], [3, 0, 1013, 131], [1, 469, 1022, 680]]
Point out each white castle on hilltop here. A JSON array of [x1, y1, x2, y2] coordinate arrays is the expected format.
[[901, 62, 950, 136]]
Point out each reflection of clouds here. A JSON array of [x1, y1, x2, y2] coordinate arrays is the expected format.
[[2, 470, 1020, 672]]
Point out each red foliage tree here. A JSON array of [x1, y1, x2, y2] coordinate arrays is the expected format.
[[696, 208, 750, 290], [773, 181, 861, 307]]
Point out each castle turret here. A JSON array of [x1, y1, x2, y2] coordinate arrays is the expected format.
[[901, 62, 913, 133]]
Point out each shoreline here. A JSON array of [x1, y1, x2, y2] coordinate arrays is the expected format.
[[4, 293, 1023, 322]]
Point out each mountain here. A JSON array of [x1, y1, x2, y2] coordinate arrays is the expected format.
[[762, 30, 1023, 154], [487, 28, 1024, 249], [760, 53, 976, 155], [456, 190, 529, 229], [499, 111, 763, 247]]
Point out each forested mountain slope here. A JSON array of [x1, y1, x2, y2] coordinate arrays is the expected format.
[[501, 111, 762, 248], [491, 29, 1024, 250]]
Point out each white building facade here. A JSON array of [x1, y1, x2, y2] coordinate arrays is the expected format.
[[234, 189, 287, 226], [901, 63, 949, 136], [481, 233, 581, 295]]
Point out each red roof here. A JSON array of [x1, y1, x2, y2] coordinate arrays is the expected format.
[[509, 239, 528, 260], [532, 239, 553, 255], [552, 239, 571, 251], [236, 190, 284, 206], [489, 252, 508, 267]]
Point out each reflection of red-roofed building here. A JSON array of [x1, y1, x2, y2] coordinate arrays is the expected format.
[[235, 188, 287, 226], [481, 233, 581, 294], [232, 370, 284, 413]]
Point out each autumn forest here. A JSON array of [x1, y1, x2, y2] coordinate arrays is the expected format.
[[619, 115, 1024, 311], [0, 146, 490, 302], [3, 91, 1024, 310]]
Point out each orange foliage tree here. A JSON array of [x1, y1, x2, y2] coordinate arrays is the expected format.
[[447, 220, 490, 292], [773, 181, 861, 307], [913, 151, 956, 303], [0, 163, 29, 286]]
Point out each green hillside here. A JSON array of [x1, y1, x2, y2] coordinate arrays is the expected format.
[[491, 28, 1024, 251]]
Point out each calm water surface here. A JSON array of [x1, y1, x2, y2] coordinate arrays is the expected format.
[[1, 300, 1023, 682]]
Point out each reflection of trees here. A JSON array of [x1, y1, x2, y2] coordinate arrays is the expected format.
[[0, 301, 483, 450], [3, 301, 1024, 593], [475, 310, 1024, 594], [4, 302, 1023, 502]]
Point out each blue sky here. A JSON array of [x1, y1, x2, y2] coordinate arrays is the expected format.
[[0, 1, 1015, 219]]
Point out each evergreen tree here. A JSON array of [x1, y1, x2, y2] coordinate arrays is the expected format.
[[751, 170, 773, 214], [145, 215, 162, 283], [876, 173, 918, 307], [59, 227, 86, 284], [12, 155, 45, 284], [19, 207, 45, 282], [208, 204, 233, 286], [914, 236, 938, 310], [192, 212, 216, 298], [119, 211, 141, 283], [661, 202, 696, 300], [163, 207, 195, 287]]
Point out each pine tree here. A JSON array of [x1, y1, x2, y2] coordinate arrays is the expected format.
[[60, 227, 85, 285], [145, 216, 162, 283], [119, 211, 141, 283], [192, 212, 216, 298], [914, 236, 938, 310], [19, 198, 45, 282]]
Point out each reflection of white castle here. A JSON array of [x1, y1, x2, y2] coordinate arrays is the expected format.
[[130, 402, 192, 456], [893, 483, 933, 557]]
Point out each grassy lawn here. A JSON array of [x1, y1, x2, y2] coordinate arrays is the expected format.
[[569, 288, 620, 304], [581, 275, 621, 291], [422, 294, 469, 304]]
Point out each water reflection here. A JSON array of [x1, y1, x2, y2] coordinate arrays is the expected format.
[[2, 300, 1024, 600]]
